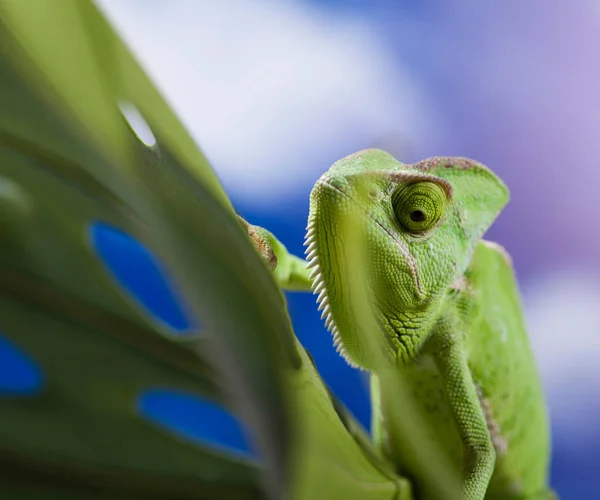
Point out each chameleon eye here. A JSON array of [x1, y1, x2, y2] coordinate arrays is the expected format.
[[392, 182, 446, 234]]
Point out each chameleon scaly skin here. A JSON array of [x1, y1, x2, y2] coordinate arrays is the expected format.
[[302, 149, 555, 500]]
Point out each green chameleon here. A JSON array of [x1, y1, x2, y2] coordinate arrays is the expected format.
[[243, 149, 556, 500]]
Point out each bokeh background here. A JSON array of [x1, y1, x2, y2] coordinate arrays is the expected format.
[[92, 1, 600, 497]]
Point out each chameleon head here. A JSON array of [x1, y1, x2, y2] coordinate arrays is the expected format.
[[304, 149, 509, 369]]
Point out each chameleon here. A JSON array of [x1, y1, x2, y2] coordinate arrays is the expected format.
[[241, 149, 556, 500]]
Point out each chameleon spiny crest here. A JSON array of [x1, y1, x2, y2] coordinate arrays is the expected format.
[[304, 213, 360, 368]]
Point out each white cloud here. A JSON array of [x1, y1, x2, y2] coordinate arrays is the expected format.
[[96, 0, 434, 206], [523, 269, 600, 444]]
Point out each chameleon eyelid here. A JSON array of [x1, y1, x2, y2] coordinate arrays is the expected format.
[[376, 171, 453, 199]]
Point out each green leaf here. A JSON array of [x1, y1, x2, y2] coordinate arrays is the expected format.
[[337, 185, 462, 500], [289, 344, 411, 500], [0, 1, 298, 497]]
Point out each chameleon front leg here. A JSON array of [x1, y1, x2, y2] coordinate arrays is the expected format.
[[428, 328, 496, 500], [237, 216, 313, 291]]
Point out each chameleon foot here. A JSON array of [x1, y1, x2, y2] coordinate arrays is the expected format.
[[237, 216, 278, 270]]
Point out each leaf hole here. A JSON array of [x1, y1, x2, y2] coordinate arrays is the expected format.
[[90, 222, 197, 334], [0, 335, 44, 395], [137, 389, 258, 461], [119, 100, 157, 147]]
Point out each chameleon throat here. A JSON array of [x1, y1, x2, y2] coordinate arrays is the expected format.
[[303, 210, 361, 369]]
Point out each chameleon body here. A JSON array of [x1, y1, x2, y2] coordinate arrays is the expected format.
[[244, 149, 555, 500]]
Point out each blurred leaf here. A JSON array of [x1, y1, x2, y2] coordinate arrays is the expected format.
[[289, 343, 409, 500], [338, 180, 462, 500], [0, 0, 300, 497]]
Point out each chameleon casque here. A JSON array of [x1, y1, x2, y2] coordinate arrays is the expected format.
[[243, 149, 556, 500]]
